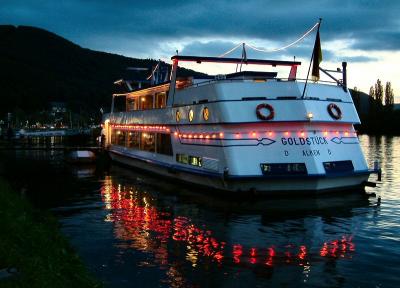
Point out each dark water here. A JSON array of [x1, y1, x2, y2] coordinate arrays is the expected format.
[[1, 135, 399, 287]]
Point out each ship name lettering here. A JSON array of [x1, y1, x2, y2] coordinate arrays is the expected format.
[[302, 149, 320, 156], [281, 137, 328, 146]]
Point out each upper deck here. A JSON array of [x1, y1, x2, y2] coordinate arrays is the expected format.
[[113, 55, 349, 106], [107, 54, 358, 125]]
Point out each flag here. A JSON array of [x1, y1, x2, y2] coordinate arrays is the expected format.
[[311, 30, 322, 81]]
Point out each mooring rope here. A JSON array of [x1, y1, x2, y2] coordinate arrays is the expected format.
[[218, 22, 319, 57]]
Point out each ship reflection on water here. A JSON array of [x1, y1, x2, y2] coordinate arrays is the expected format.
[[100, 171, 369, 285]]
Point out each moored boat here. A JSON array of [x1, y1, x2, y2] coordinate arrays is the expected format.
[[101, 29, 381, 194]]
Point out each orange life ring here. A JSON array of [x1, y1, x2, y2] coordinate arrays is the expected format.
[[256, 103, 274, 120], [327, 103, 342, 120]]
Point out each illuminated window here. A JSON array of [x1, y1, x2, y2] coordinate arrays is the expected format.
[[189, 156, 202, 167], [176, 154, 189, 164], [176, 154, 202, 167], [140, 132, 155, 152], [127, 131, 140, 148], [139, 94, 154, 110], [188, 109, 194, 122], [111, 130, 126, 146], [203, 107, 209, 121], [155, 92, 167, 108]]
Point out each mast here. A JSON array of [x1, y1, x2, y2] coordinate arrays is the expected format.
[[301, 18, 322, 99]]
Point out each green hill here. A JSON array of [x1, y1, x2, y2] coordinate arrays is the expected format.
[[0, 25, 202, 119]]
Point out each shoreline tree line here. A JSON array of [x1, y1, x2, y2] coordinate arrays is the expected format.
[[352, 80, 399, 135]]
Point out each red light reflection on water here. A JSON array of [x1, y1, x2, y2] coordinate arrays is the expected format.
[[320, 236, 354, 258], [101, 179, 356, 269]]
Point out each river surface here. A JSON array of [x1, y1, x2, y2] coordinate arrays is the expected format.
[[0, 135, 399, 287]]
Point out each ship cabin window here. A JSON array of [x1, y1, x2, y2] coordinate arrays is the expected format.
[[189, 156, 202, 167], [155, 92, 167, 109], [111, 130, 117, 145], [111, 129, 173, 155], [127, 131, 140, 148], [139, 94, 154, 110], [140, 132, 156, 152], [111, 130, 127, 146], [156, 133, 173, 155], [126, 98, 137, 112], [176, 154, 202, 167], [176, 154, 189, 164]]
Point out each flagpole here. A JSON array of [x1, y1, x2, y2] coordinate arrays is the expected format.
[[301, 18, 322, 99]]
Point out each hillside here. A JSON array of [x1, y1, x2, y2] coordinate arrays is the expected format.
[[0, 25, 202, 118]]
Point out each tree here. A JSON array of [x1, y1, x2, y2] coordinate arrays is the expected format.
[[385, 81, 394, 108], [369, 86, 375, 98], [374, 79, 384, 106], [353, 86, 361, 113], [369, 86, 375, 114]]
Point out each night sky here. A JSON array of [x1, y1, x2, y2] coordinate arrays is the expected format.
[[1, 0, 399, 98]]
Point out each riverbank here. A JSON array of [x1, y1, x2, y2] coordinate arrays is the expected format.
[[0, 177, 100, 287]]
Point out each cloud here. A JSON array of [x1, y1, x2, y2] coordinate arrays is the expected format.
[[341, 55, 378, 63], [350, 30, 400, 51], [0, 0, 399, 57]]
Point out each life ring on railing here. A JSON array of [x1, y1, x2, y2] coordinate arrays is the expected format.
[[327, 103, 342, 120], [256, 103, 274, 120]]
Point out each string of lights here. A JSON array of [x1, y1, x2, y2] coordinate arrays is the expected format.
[[218, 22, 319, 57]]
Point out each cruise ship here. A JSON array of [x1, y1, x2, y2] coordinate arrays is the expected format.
[[101, 53, 381, 194]]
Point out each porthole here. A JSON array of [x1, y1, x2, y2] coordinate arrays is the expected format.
[[203, 107, 209, 121], [188, 109, 194, 122], [176, 110, 181, 122]]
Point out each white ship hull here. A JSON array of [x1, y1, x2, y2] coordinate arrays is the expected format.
[[109, 148, 369, 194]]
